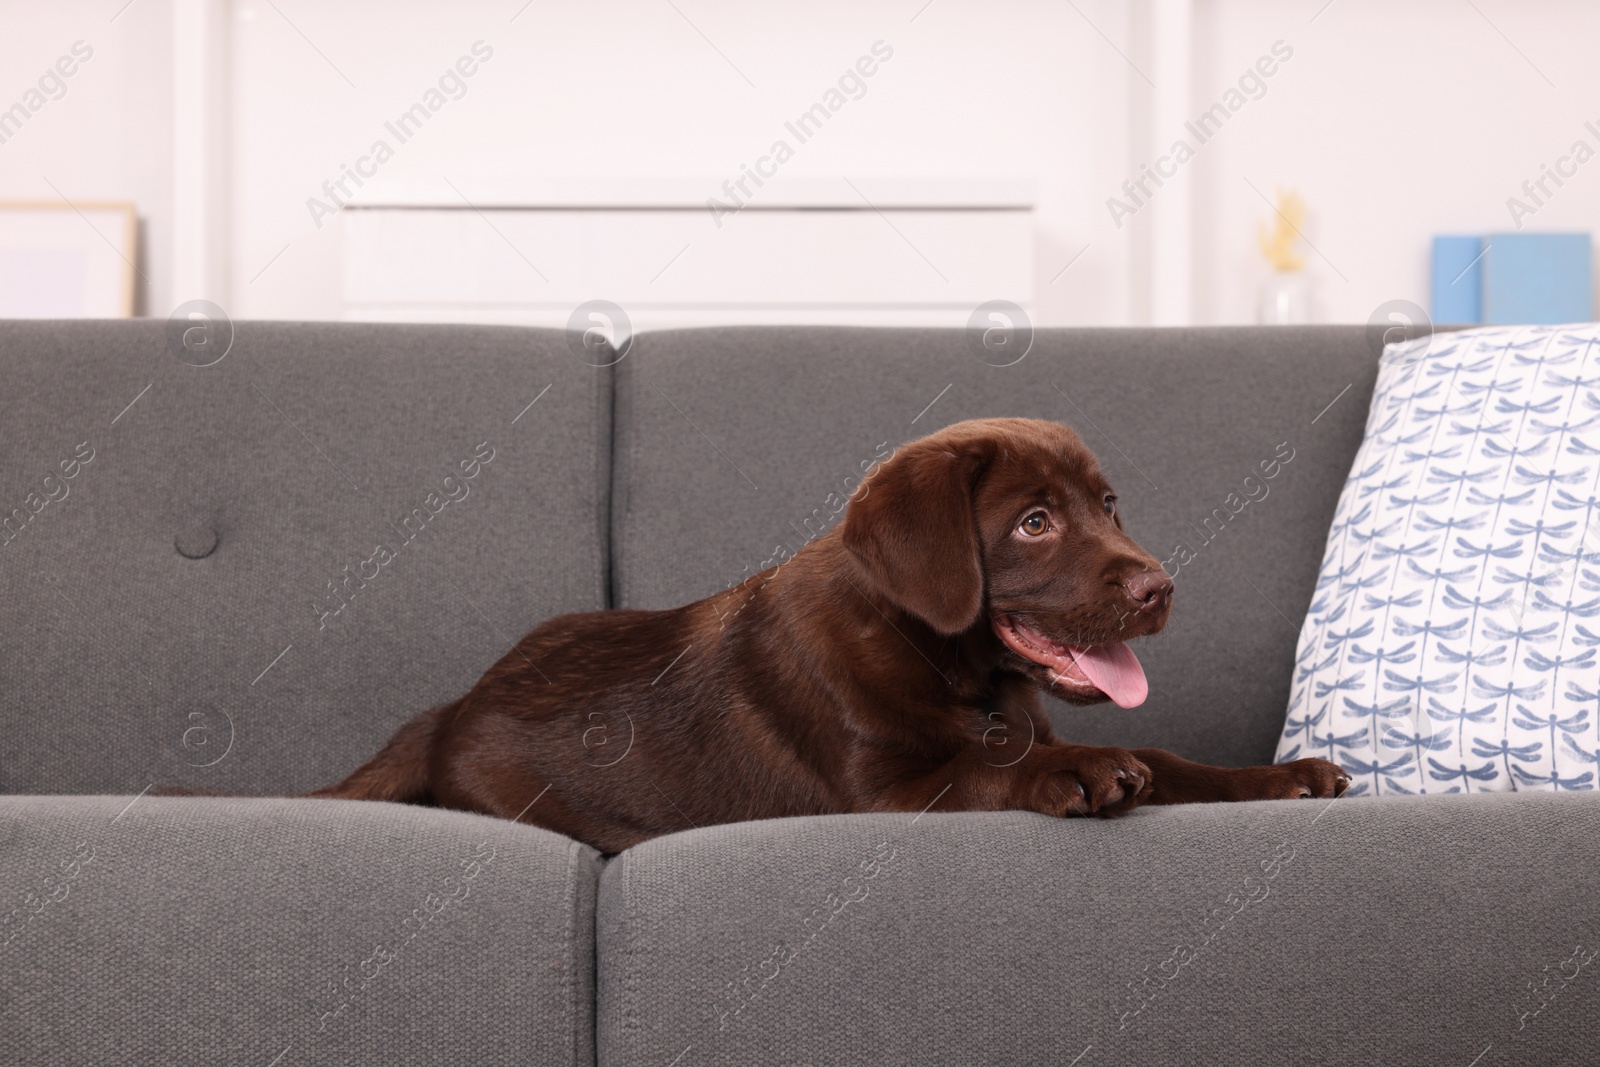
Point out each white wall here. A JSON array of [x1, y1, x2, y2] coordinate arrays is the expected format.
[[3, 0, 1597, 326], [1183, 0, 1600, 324], [0, 1, 174, 315]]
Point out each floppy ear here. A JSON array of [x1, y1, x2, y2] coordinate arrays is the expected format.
[[840, 441, 986, 634]]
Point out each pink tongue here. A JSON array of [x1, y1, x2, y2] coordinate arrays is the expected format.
[[1068, 643, 1149, 708]]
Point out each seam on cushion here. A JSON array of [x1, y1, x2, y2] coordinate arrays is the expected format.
[[563, 838, 574, 1067], [618, 846, 639, 1054], [607, 348, 631, 610], [562, 837, 584, 1067], [597, 360, 616, 612], [589, 852, 601, 1067], [593, 848, 624, 1060], [627, 849, 638, 1044]]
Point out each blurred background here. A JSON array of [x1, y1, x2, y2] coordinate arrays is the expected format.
[[0, 0, 1596, 330]]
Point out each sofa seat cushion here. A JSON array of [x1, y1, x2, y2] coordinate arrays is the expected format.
[[0, 796, 601, 1067], [597, 795, 1600, 1066]]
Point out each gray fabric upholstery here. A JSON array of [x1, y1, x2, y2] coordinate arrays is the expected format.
[[0, 795, 601, 1066], [597, 794, 1600, 1067], [7, 320, 1570, 1067], [0, 321, 609, 796], [613, 326, 1385, 768]]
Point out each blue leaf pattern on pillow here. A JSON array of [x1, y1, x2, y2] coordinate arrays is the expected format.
[[1277, 325, 1600, 794]]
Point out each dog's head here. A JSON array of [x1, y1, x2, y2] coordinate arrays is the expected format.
[[840, 417, 1171, 707]]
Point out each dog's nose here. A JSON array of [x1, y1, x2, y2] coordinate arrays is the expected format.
[[1122, 569, 1173, 610]]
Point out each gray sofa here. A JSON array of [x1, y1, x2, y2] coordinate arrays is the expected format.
[[2, 321, 1595, 1066]]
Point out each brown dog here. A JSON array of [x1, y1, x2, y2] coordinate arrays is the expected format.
[[313, 417, 1349, 852]]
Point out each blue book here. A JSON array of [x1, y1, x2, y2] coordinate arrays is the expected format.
[[1482, 232, 1593, 325], [1431, 236, 1484, 324]]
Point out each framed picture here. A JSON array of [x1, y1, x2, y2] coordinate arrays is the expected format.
[[0, 200, 137, 318]]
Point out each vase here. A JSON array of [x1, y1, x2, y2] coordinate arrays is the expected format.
[[1258, 272, 1312, 324]]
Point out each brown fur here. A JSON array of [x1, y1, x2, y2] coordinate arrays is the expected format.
[[313, 418, 1348, 852]]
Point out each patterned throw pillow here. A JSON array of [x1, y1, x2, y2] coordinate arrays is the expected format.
[[1276, 324, 1600, 796]]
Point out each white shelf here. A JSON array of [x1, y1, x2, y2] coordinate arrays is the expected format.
[[344, 175, 1037, 211]]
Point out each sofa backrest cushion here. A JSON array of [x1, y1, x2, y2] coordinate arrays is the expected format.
[[0, 321, 609, 796], [612, 325, 1383, 768]]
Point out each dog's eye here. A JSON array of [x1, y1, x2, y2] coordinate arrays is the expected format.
[[1020, 512, 1049, 536], [1103, 495, 1117, 515]]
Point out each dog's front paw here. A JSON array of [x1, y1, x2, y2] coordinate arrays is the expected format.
[[1250, 758, 1351, 800], [1032, 745, 1153, 817]]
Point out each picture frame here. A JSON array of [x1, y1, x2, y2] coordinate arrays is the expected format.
[[0, 199, 137, 318]]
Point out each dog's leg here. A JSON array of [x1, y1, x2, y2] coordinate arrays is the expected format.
[[1131, 749, 1350, 804], [871, 743, 1155, 819]]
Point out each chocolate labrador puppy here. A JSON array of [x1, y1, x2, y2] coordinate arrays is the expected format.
[[313, 417, 1349, 852]]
